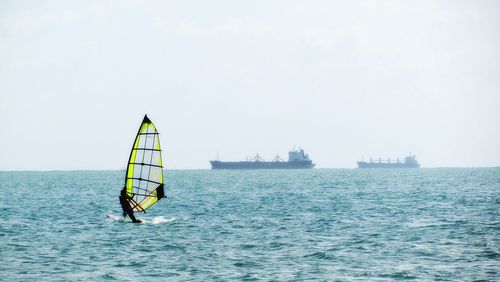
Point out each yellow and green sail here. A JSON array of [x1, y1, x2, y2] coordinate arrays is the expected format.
[[124, 115, 165, 212]]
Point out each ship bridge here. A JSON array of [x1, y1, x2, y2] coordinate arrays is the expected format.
[[288, 148, 311, 162]]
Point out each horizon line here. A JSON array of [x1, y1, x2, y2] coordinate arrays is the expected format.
[[1, 166, 499, 172]]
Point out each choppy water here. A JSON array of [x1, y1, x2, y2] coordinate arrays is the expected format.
[[1, 168, 499, 281]]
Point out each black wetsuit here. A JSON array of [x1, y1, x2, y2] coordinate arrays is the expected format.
[[119, 188, 141, 223]]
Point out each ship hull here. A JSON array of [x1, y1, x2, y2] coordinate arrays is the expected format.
[[357, 161, 419, 168], [210, 160, 315, 169]]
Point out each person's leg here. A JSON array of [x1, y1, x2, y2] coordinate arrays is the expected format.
[[119, 196, 128, 218], [129, 213, 141, 223]]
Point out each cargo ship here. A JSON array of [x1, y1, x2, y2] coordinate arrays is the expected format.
[[210, 148, 315, 169], [357, 154, 420, 168]]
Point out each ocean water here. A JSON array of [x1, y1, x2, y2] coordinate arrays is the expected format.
[[1, 168, 499, 281]]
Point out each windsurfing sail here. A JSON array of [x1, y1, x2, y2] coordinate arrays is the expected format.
[[124, 115, 165, 212]]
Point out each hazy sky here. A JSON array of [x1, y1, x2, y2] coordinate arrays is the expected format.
[[1, 0, 499, 170]]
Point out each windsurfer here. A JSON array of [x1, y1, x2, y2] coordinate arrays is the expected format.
[[119, 188, 141, 223]]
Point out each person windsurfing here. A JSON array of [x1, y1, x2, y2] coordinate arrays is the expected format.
[[119, 187, 141, 223]]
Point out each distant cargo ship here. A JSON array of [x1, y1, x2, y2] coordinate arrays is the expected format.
[[210, 148, 315, 169], [357, 154, 420, 168]]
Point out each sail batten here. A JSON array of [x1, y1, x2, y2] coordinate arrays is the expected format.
[[129, 163, 163, 168], [133, 148, 162, 152], [124, 115, 165, 212], [128, 177, 162, 185]]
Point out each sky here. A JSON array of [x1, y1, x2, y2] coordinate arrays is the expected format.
[[0, 0, 499, 170]]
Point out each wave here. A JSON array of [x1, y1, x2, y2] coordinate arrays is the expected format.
[[150, 216, 176, 225], [106, 214, 175, 225], [106, 214, 123, 222]]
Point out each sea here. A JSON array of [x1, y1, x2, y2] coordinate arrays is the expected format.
[[1, 168, 499, 281]]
